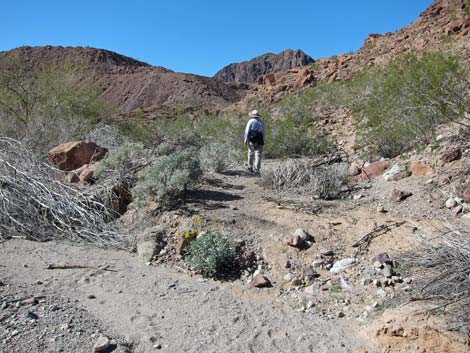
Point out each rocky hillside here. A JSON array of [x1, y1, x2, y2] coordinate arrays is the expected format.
[[252, 0, 470, 98], [1, 46, 247, 117], [214, 49, 314, 84]]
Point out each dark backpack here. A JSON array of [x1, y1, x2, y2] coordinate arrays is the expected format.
[[247, 129, 264, 145]]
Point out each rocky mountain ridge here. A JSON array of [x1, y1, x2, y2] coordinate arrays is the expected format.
[[1, 46, 246, 117], [213, 49, 314, 84], [251, 0, 470, 99]]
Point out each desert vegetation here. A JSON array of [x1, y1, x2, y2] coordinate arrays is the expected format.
[[0, 57, 110, 154]]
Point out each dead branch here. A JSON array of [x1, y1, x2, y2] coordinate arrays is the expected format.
[[352, 221, 406, 252], [46, 263, 117, 271], [0, 137, 127, 248]]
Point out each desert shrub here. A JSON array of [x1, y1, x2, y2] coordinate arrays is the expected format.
[[95, 142, 147, 179], [133, 147, 202, 209], [86, 123, 127, 151], [311, 163, 349, 200], [198, 142, 241, 173], [0, 137, 125, 247], [264, 115, 334, 158], [261, 158, 349, 199], [401, 226, 470, 334], [185, 233, 238, 279], [0, 59, 110, 154], [155, 142, 177, 156], [353, 52, 470, 158]]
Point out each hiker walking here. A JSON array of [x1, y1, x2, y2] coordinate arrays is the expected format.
[[244, 109, 265, 174]]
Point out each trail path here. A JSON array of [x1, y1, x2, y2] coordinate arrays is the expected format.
[[0, 169, 374, 353]]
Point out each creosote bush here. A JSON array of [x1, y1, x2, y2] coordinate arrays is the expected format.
[[185, 233, 238, 279], [132, 147, 202, 209], [95, 142, 147, 179], [353, 52, 470, 158]]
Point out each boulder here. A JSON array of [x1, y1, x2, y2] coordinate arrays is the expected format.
[[135, 225, 167, 262], [410, 161, 433, 177], [351, 160, 391, 184], [48, 141, 107, 171], [251, 274, 272, 288], [383, 163, 411, 182], [391, 189, 413, 202]]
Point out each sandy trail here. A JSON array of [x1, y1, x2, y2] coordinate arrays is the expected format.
[[0, 169, 376, 352], [1, 240, 369, 353]]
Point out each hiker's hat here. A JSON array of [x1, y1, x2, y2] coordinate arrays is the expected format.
[[249, 109, 261, 118]]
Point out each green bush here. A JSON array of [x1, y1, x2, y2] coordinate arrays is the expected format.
[[198, 142, 240, 173], [353, 52, 469, 158], [0, 59, 110, 154], [95, 142, 146, 179], [185, 233, 238, 279], [133, 147, 202, 209]]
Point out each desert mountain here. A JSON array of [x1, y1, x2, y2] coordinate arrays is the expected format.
[[252, 0, 470, 97], [214, 49, 314, 84], [0, 46, 247, 117]]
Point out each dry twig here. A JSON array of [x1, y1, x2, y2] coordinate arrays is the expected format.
[[0, 137, 127, 248]]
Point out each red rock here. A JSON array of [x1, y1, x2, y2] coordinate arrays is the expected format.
[[242, 250, 256, 266], [410, 161, 433, 177], [351, 160, 391, 184], [251, 274, 272, 288], [48, 141, 107, 171], [439, 147, 461, 164], [462, 187, 470, 203], [65, 171, 80, 183], [79, 163, 99, 184], [287, 235, 304, 249], [176, 237, 191, 256]]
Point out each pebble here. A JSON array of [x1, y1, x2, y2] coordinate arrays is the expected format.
[[376, 289, 387, 298], [373, 261, 383, 269], [87, 295, 96, 299], [283, 273, 294, 282], [382, 264, 393, 278], [330, 258, 356, 273], [311, 259, 324, 268], [93, 335, 111, 353], [353, 194, 363, 201], [446, 198, 457, 209], [376, 205, 386, 213]]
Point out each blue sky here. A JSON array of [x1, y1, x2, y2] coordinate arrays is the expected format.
[[2, 0, 434, 77]]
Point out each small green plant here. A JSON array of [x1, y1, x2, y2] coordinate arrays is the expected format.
[[185, 232, 238, 279], [133, 147, 202, 209]]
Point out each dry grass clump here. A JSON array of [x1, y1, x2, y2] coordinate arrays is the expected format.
[[0, 137, 126, 248], [402, 225, 470, 334], [261, 158, 349, 199]]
